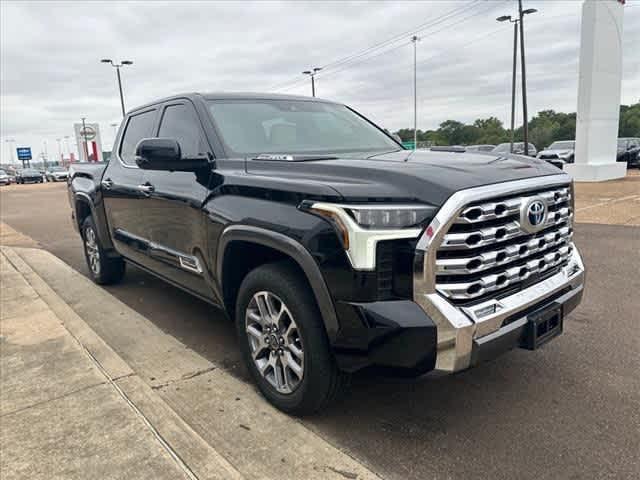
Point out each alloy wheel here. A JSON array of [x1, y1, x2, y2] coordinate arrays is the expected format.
[[245, 291, 304, 394], [84, 226, 101, 276]]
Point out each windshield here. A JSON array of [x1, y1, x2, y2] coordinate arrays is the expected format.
[[0, 170, 6, 175], [23, 169, 39, 174], [207, 99, 398, 157], [549, 141, 574, 150], [50, 166, 65, 171]]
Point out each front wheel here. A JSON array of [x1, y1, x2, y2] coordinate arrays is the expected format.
[[236, 262, 348, 415], [81, 216, 125, 285]]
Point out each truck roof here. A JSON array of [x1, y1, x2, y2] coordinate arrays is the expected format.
[[129, 92, 339, 115]]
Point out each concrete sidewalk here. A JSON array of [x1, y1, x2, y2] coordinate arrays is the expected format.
[[0, 243, 382, 480], [0, 247, 242, 480]]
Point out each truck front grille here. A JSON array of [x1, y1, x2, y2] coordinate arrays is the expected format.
[[434, 184, 573, 306]]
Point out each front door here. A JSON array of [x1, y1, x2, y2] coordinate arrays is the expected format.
[[138, 101, 213, 298], [102, 108, 158, 267]]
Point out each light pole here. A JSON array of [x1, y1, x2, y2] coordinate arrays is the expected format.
[[411, 35, 420, 150], [56, 138, 63, 163], [101, 58, 133, 117], [497, 5, 536, 155], [5, 139, 16, 164], [42, 140, 48, 170], [302, 67, 322, 97]]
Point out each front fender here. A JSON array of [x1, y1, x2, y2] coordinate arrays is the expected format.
[[216, 225, 340, 342]]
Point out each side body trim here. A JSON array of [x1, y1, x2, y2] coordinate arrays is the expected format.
[[217, 225, 340, 342]]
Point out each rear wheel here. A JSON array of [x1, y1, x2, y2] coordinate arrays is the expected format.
[[81, 216, 125, 285], [236, 262, 348, 415]]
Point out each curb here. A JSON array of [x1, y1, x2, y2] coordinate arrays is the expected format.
[[2, 246, 244, 480]]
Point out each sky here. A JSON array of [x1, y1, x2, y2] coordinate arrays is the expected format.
[[1, 0, 639, 163]]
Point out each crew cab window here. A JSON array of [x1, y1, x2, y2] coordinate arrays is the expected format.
[[119, 110, 156, 165], [158, 104, 208, 158]]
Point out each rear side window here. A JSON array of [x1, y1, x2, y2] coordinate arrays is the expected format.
[[119, 110, 156, 165], [158, 104, 208, 158]]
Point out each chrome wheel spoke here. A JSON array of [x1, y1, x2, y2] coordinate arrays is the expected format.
[[245, 291, 304, 395]]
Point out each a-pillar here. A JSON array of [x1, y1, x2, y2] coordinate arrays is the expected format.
[[565, 0, 627, 182]]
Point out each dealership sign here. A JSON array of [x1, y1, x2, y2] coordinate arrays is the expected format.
[[74, 123, 103, 162], [16, 147, 32, 161]]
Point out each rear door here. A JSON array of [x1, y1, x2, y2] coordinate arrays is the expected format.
[[137, 100, 214, 298], [102, 107, 158, 266]]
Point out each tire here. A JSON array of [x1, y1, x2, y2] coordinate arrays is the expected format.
[[235, 262, 349, 415], [81, 216, 125, 285]]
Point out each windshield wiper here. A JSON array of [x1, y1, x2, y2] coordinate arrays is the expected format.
[[252, 154, 338, 162], [366, 149, 405, 159]]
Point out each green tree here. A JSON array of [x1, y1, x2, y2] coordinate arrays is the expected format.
[[619, 103, 640, 137]]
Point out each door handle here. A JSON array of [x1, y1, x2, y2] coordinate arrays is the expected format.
[[101, 178, 114, 189], [137, 183, 155, 194]]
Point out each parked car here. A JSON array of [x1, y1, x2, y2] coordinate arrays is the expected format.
[[45, 166, 69, 182], [68, 92, 584, 414], [492, 142, 537, 157], [0, 169, 12, 185], [616, 138, 640, 166], [537, 140, 575, 169], [466, 144, 495, 152], [15, 168, 43, 184]]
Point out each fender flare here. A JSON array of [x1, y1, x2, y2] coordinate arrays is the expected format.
[[74, 192, 116, 252], [216, 225, 340, 342]]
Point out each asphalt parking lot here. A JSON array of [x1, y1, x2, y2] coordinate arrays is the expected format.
[[1, 179, 639, 479]]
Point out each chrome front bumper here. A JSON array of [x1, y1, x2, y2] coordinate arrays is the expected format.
[[415, 248, 584, 372], [412, 175, 585, 373]]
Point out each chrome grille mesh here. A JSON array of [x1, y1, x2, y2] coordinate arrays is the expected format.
[[435, 185, 573, 305]]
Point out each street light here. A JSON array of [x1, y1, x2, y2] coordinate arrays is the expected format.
[[497, 3, 537, 155], [302, 67, 322, 97], [5, 139, 16, 164], [101, 58, 133, 117], [411, 35, 420, 150]]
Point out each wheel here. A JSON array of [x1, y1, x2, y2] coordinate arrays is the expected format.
[[236, 262, 349, 415], [81, 216, 125, 285]]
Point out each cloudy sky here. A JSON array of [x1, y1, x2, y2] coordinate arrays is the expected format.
[[1, 0, 638, 162]]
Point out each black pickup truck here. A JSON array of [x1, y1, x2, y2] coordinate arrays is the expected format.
[[68, 93, 585, 414]]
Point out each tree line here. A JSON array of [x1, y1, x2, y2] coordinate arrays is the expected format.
[[395, 101, 639, 148]]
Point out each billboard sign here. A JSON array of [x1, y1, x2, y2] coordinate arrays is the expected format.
[[16, 147, 32, 161], [74, 123, 103, 162]]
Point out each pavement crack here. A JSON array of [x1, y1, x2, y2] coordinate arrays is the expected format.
[[0, 381, 108, 418], [151, 366, 217, 391], [326, 466, 359, 479]]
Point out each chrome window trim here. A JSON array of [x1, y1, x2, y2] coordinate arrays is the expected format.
[[413, 174, 585, 372]]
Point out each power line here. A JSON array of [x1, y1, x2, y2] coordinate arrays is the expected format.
[[269, 0, 481, 91], [313, 0, 509, 83]]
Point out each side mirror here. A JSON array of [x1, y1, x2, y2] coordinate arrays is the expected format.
[[135, 138, 209, 171]]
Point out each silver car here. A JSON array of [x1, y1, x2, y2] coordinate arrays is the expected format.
[[537, 141, 575, 169]]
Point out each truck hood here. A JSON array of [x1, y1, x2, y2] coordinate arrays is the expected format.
[[245, 149, 567, 206]]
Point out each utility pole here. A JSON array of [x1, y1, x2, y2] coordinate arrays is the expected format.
[[518, 0, 534, 156], [497, 15, 519, 153], [510, 20, 518, 154], [302, 67, 322, 97], [412, 35, 420, 150]]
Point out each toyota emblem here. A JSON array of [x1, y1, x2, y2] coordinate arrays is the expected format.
[[521, 197, 548, 233]]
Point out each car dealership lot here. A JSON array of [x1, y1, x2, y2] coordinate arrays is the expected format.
[[1, 179, 639, 479]]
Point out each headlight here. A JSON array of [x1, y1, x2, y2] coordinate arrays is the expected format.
[[300, 202, 435, 270], [347, 206, 434, 229]]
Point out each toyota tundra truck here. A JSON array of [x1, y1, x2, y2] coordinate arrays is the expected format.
[[68, 93, 585, 414]]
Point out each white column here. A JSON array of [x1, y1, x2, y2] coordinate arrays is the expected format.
[[565, 0, 627, 182]]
